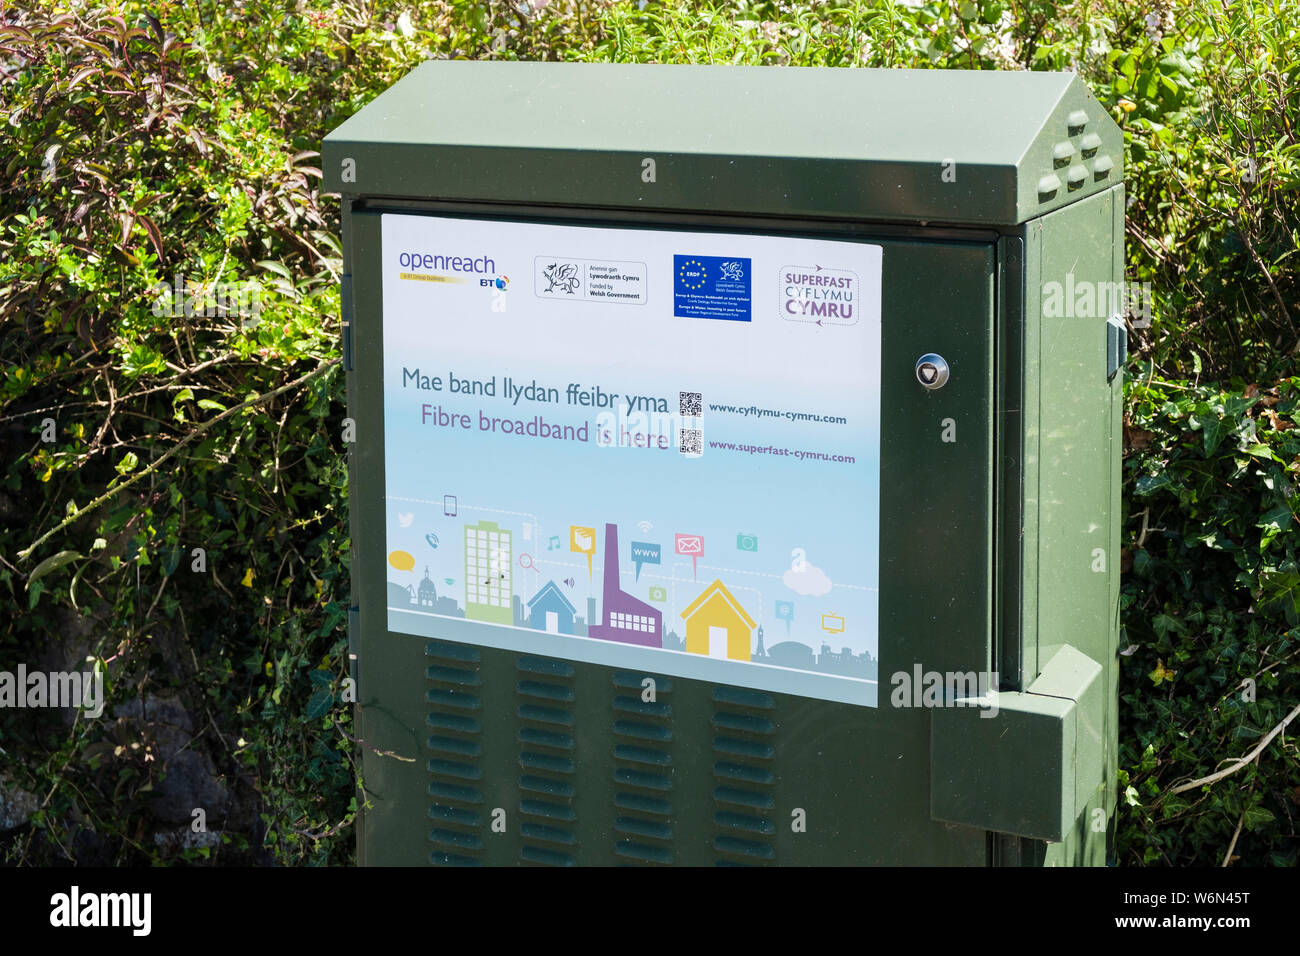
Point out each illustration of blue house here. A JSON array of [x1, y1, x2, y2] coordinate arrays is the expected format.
[[527, 580, 576, 635]]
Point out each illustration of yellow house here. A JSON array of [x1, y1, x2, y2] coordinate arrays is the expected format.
[[680, 580, 756, 661]]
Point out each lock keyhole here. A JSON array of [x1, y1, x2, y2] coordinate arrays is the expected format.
[[915, 353, 950, 390]]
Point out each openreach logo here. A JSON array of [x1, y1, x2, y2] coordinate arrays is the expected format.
[[50, 886, 151, 936], [0, 664, 104, 718], [890, 665, 999, 718], [397, 250, 496, 275]]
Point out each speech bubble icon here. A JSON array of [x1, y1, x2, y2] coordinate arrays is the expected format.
[[630, 541, 661, 581], [388, 550, 415, 572], [570, 525, 596, 579], [674, 534, 703, 579], [775, 600, 794, 635], [648, 586, 667, 603], [820, 613, 845, 635]]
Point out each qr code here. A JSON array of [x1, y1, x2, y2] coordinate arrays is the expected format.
[[679, 427, 702, 456], [679, 391, 702, 418]]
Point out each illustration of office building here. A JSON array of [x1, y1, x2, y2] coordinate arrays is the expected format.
[[587, 523, 661, 647], [464, 520, 512, 625]]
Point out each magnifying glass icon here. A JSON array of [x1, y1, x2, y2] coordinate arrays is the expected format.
[[519, 553, 538, 571]]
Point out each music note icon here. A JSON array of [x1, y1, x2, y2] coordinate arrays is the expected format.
[[547, 535, 561, 550]]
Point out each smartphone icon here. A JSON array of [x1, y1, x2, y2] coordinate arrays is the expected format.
[[443, 494, 457, 517]]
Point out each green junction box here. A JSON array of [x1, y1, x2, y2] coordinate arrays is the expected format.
[[322, 62, 1125, 866]]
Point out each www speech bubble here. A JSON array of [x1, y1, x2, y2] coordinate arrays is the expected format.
[[630, 541, 661, 581]]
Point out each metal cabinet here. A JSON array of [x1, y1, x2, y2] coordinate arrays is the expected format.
[[324, 62, 1124, 866]]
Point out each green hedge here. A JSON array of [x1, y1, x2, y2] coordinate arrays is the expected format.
[[1, 0, 1296, 865], [1121, 375, 1300, 865]]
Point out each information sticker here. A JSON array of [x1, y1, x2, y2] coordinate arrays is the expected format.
[[381, 214, 883, 706]]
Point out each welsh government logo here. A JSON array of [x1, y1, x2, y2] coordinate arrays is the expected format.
[[719, 260, 745, 281], [542, 262, 580, 294]]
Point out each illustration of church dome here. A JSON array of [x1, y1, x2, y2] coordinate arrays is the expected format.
[[418, 566, 439, 607]]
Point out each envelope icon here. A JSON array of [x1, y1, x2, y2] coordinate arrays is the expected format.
[[675, 534, 703, 555]]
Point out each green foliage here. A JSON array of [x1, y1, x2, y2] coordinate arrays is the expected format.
[[1, 0, 1295, 865], [1120, 373, 1300, 865], [0, 0, 353, 864]]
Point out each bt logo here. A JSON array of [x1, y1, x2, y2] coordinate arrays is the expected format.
[[479, 275, 510, 290]]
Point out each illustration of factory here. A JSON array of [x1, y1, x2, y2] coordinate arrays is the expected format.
[[587, 523, 662, 647]]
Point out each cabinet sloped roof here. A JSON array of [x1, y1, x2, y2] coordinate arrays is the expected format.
[[323, 61, 1122, 225]]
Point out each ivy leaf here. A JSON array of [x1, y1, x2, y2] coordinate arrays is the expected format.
[[306, 688, 334, 720], [1191, 411, 1232, 456], [1243, 806, 1274, 831], [1245, 442, 1279, 461], [1135, 471, 1173, 496], [1258, 567, 1300, 625], [1257, 503, 1294, 548], [1149, 658, 1177, 685]]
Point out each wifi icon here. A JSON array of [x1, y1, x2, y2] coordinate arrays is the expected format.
[[636, 520, 653, 534]]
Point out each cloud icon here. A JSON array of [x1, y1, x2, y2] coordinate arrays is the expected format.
[[783, 562, 832, 596], [398, 512, 414, 528]]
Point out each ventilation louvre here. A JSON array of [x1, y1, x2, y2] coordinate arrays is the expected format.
[[612, 671, 674, 865], [426, 640, 485, 866], [517, 655, 578, 866], [710, 686, 778, 865]]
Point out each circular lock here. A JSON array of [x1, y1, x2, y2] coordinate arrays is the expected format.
[[915, 353, 950, 390]]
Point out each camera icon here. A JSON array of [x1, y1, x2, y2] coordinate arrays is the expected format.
[[736, 533, 759, 552]]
